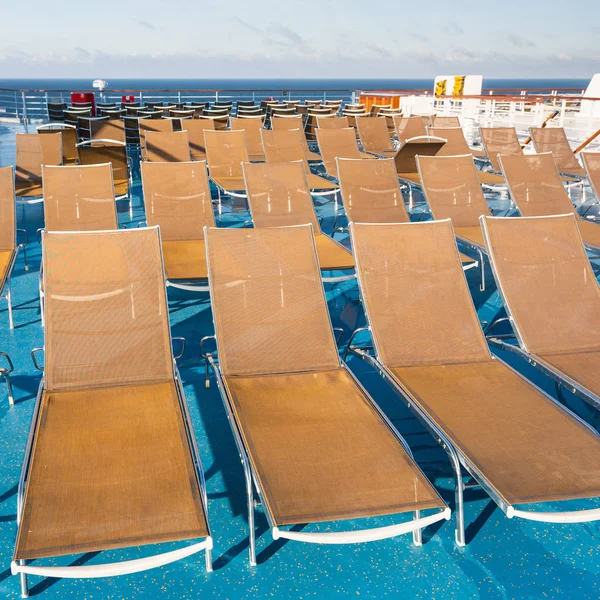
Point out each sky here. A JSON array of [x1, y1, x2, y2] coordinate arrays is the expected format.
[[1, 0, 599, 79]]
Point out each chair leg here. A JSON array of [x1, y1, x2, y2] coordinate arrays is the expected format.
[[6, 284, 14, 329], [19, 563, 28, 598], [412, 510, 423, 546], [3, 373, 14, 406], [22, 246, 28, 272], [477, 248, 486, 292], [454, 464, 466, 547], [205, 546, 213, 573], [244, 460, 257, 566]]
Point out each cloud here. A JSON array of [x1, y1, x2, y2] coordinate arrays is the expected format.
[[507, 34, 536, 49], [74, 47, 92, 60], [139, 20, 156, 31], [365, 44, 394, 60], [443, 22, 465, 35], [231, 19, 313, 54]]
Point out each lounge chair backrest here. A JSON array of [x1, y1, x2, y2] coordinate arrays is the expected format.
[[205, 225, 340, 376], [432, 116, 460, 127], [38, 124, 78, 163], [582, 152, 600, 197], [499, 152, 574, 217], [182, 119, 215, 161], [230, 116, 265, 158], [141, 161, 214, 241], [261, 128, 308, 167], [204, 130, 249, 178], [393, 138, 445, 175], [43, 227, 174, 391], [77, 144, 128, 192], [0, 166, 15, 251], [482, 213, 600, 355], [350, 220, 491, 367], [315, 127, 362, 176], [480, 127, 522, 171], [145, 131, 191, 162], [530, 127, 582, 174], [356, 116, 394, 152], [270, 115, 315, 155], [42, 164, 118, 232], [317, 116, 349, 129], [393, 116, 427, 142], [15, 133, 62, 184], [418, 154, 490, 226], [428, 127, 471, 156], [139, 119, 174, 136], [243, 161, 320, 230], [90, 119, 126, 144], [337, 157, 408, 224]]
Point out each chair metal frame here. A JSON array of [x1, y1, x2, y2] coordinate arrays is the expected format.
[[0, 351, 14, 405]]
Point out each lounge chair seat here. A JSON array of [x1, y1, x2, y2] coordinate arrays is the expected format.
[[396, 172, 422, 185], [15, 382, 208, 560], [307, 173, 339, 190], [249, 153, 265, 162], [314, 234, 354, 270], [0, 250, 15, 290], [224, 368, 444, 525], [454, 226, 486, 249], [162, 239, 208, 280], [15, 181, 44, 197], [212, 176, 246, 192], [578, 219, 600, 250], [306, 150, 321, 161], [476, 171, 505, 185], [537, 351, 600, 399], [389, 359, 600, 505]]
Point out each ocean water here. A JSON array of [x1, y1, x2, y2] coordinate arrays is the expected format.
[[0, 78, 590, 92]]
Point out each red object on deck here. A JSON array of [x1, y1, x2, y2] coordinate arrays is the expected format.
[[122, 95, 136, 104], [70, 92, 96, 116]]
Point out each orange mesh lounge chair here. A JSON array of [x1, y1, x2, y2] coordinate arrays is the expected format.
[[480, 127, 523, 172], [202, 224, 449, 566], [348, 218, 600, 548], [336, 157, 476, 270], [482, 213, 600, 411], [261, 128, 338, 193], [499, 153, 600, 251], [139, 119, 175, 159], [141, 161, 215, 291], [42, 164, 118, 232], [582, 152, 600, 199], [315, 127, 376, 178], [230, 116, 266, 162], [11, 228, 213, 597], [77, 140, 131, 201], [15, 133, 62, 201], [89, 118, 127, 144], [145, 131, 192, 162], [0, 166, 28, 329], [393, 116, 427, 143], [356, 116, 397, 158], [204, 129, 249, 198], [37, 124, 78, 165], [243, 161, 354, 278], [417, 154, 493, 289], [271, 115, 321, 161], [392, 136, 447, 186], [431, 115, 461, 127], [182, 119, 215, 162], [530, 127, 586, 177]]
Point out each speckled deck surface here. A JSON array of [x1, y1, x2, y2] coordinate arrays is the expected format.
[[1, 121, 600, 599]]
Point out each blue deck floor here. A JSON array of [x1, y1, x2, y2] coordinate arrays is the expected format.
[[1, 121, 600, 599]]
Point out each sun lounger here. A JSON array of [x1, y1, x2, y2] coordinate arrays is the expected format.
[[482, 213, 600, 410], [393, 136, 446, 186], [428, 127, 486, 159], [530, 127, 586, 177], [202, 224, 449, 565], [145, 131, 191, 162], [348, 218, 600, 547], [11, 228, 213, 597], [181, 119, 215, 161], [582, 152, 600, 199], [417, 154, 493, 289], [77, 140, 131, 201], [356, 116, 397, 158], [139, 119, 174, 158], [0, 166, 27, 329], [315, 127, 376, 178], [317, 116, 349, 129], [15, 133, 62, 201], [393, 116, 427, 143], [431, 116, 460, 127], [230, 116, 266, 161], [261, 128, 338, 193], [37, 124, 78, 165], [204, 129, 249, 197], [243, 160, 354, 278], [141, 161, 214, 291], [499, 153, 600, 251], [271, 115, 321, 161], [89, 118, 126, 144]]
